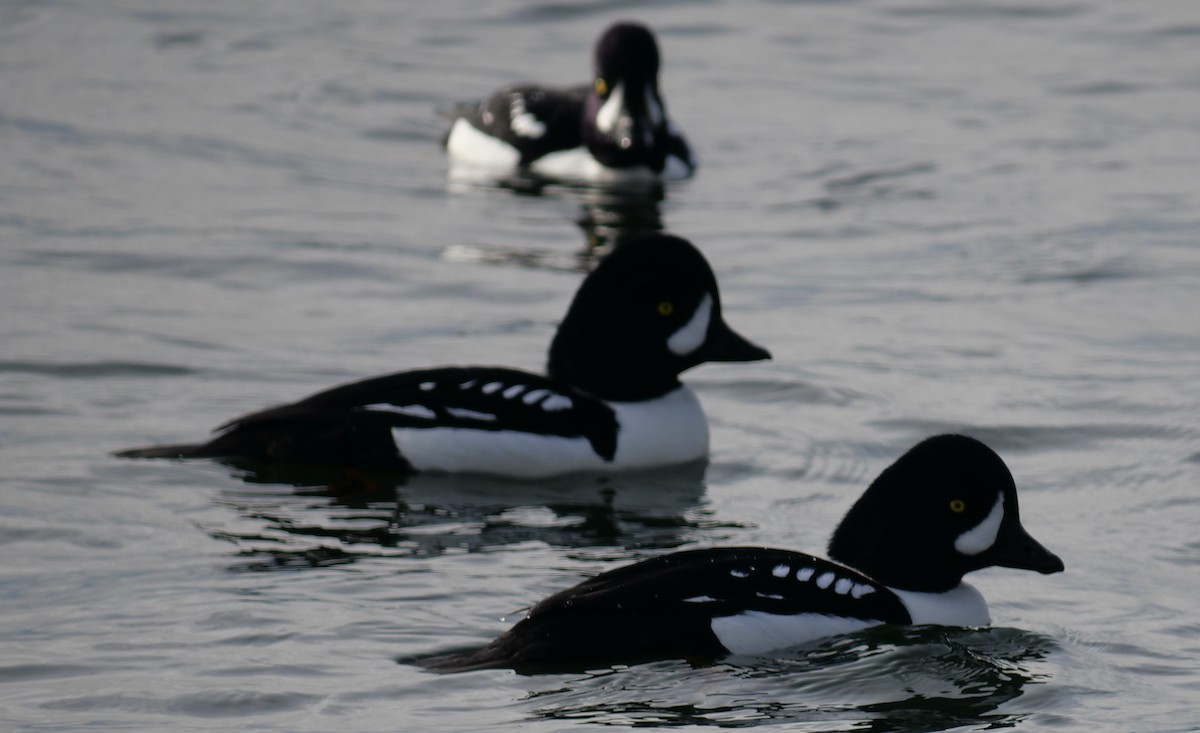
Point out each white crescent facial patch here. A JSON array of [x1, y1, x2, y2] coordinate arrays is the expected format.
[[954, 494, 1005, 555]]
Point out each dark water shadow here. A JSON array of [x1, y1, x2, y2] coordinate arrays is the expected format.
[[520, 625, 1056, 730], [204, 459, 719, 571]]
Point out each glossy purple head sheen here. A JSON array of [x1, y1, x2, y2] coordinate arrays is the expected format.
[[827, 434, 1064, 593], [546, 234, 770, 402]]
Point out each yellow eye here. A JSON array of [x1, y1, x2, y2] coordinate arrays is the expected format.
[[657, 301, 674, 316], [949, 499, 966, 514], [595, 78, 608, 96]]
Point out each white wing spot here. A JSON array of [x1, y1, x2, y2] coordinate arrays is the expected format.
[[682, 595, 717, 603], [771, 564, 790, 578], [419, 382, 436, 391], [522, 389, 550, 404], [756, 592, 785, 600], [816, 572, 835, 589], [541, 394, 573, 412], [481, 381, 503, 394], [458, 380, 476, 390], [509, 94, 546, 139], [834, 578, 854, 595], [502, 384, 526, 399], [850, 584, 876, 599], [796, 567, 815, 582], [730, 568, 750, 579]]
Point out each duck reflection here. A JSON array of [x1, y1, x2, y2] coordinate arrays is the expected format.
[[520, 626, 1055, 731], [442, 180, 665, 273], [207, 460, 716, 571]]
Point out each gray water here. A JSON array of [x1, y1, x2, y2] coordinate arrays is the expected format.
[[3, 0, 1200, 730]]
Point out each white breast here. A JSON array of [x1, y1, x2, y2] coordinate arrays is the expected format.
[[389, 385, 709, 478], [891, 582, 990, 627]]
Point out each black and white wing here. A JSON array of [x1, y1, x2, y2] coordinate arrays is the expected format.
[[429, 547, 910, 672], [452, 84, 588, 165], [223, 366, 620, 460]]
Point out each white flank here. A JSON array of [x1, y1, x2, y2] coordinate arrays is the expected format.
[[955, 494, 1005, 555], [891, 582, 990, 627], [391, 385, 708, 478], [531, 147, 660, 184], [667, 293, 713, 356], [711, 611, 881, 656], [445, 117, 520, 170]]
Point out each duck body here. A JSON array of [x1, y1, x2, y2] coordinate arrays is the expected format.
[[427, 435, 1065, 672], [444, 22, 696, 184], [117, 234, 769, 477]]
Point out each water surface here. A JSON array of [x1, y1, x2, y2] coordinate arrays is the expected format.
[[2, 0, 1199, 730]]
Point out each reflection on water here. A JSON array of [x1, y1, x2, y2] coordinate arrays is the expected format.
[[206, 460, 720, 570], [443, 179, 667, 272], [524, 626, 1056, 730]]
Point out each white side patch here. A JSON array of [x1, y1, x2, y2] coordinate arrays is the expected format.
[[390, 385, 708, 478], [711, 611, 881, 656], [954, 494, 1005, 555], [445, 118, 521, 171], [667, 293, 713, 356], [892, 582, 990, 627], [393, 427, 603, 478], [532, 146, 660, 184]]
